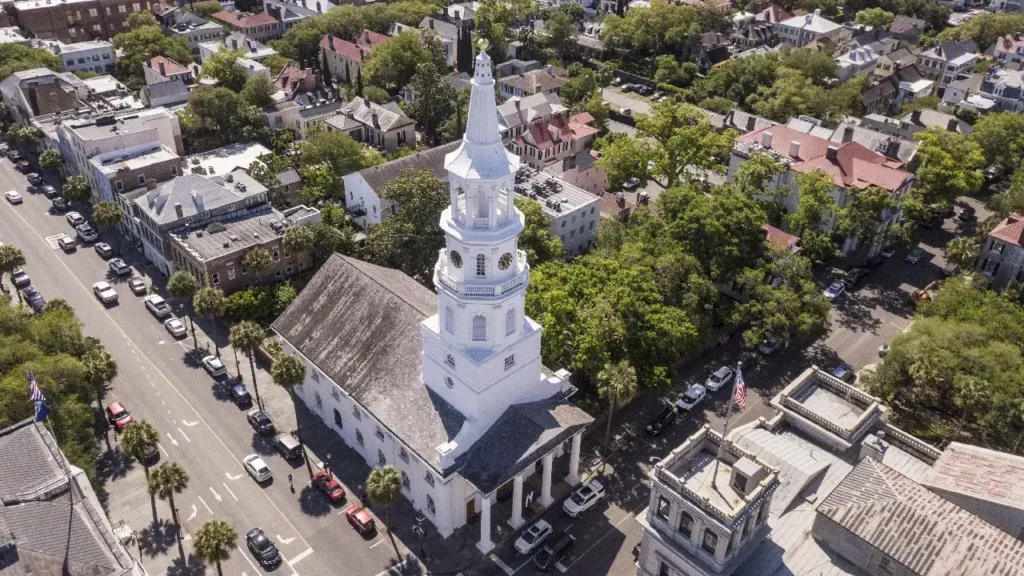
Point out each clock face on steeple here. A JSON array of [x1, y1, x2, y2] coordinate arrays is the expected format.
[[498, 253, 512, 270]]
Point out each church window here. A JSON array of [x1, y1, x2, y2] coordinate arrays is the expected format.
[[426, 495, 436, 514], [504, 355, 515, 370], [425, 472, 435, 487], [399, 447, 409, 463], [314, 392, 323, 409], [472, 315, 487, 341], [498, 252, 512, 270], [446, 353, 455, 367], [702, 529, 718, 555], [353, 406, 361, 420], [476, 254, 486, 276], [445, 307, 455, 334], [356, 430, 364, 445], [449, 250, 462, 268], [505, 309, 515, 336], [378, 449, 386, 466], [333, 408, 343, 429], [375, 426, 385, 440], [401, 471, 410, 489], [445, 376, 455, 389]]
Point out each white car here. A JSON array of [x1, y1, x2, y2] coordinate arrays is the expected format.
[[202, 355, 227, 377], [66, 212, 85, 227], [676, 384, 707, 412], [92, 281, 118, 304], [243, 454, 272, 483], [823, 282, 846, 301], [704, 366, 734, 392], [144, 294, 172, 318], [562, 480, 606, 518], [514, 519, 552, 555], [164, 317, 187, 338], [5, 190, 22, 204]]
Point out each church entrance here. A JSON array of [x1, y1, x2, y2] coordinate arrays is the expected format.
[[466, 497, 477, 521]]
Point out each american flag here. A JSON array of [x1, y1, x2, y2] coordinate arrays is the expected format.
[[29, 372, 44, 402], [733, 369, 746, 410]]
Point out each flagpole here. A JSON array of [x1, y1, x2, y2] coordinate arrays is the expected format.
[[712, 361, 742, 489]]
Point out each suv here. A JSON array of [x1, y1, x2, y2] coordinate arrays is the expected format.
[[676, 384, 707, 412], [94, 242, 114, 258], [247, 409, 275, 435], [704, 366, 734, 392], [562, 480, 605, 517], [108, 258, 131, 276], [275, 433, 303, 460], [76, 224, 98, 243], [26, 173, 42, 186], [758, 335, 784, 355], [144, 294, 172, 318], [58, 235, 77, 252], [644, 402, 676, 436], [533, 533, 574, 571]]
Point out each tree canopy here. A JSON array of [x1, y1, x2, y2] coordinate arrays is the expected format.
[[112, 24, 193, 89], [200, 49, 249, 92], [0, 44, 61, 80], [177, 86, 270, 153], [367, 169, 449, 282], [362, 30, 447, 94]]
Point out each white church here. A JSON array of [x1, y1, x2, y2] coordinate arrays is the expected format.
[[271, 49, 593, 551]]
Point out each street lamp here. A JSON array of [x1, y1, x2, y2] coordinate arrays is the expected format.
[[413, 515, 426, 561]]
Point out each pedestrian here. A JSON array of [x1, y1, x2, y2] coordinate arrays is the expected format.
[[525, 490, 534, 508], [288, 474, 294, 493]]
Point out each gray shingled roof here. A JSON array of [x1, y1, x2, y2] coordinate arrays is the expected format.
[[497, 92, 566, 132], [355, 141, 460, 191], [419, 17, 459, 40], [144, 79, 189, 103], [341, 96, 415, 132], [136, 175, 243, 225], [271, 255, 466, 473]]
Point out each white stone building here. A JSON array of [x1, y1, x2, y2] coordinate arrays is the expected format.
[[271, 51, 592, 546], [773, 9, 845, 48], [47, 39, 116, 74]]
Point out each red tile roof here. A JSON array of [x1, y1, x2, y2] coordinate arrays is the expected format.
[[212, 10, 277, 28], [989, 213, 1024, 247], [736, 124, 912, 192], [762, 224, 800, 252], [357, 29, 390, 49], [148, 56, 189, 77], [758, 4, 791, 23], [521, 113, 598, 151], [320, 34, 371, 63], [599, 192, 635, 221]]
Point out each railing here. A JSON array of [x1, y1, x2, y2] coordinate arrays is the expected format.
[[883, 423, 943, 463], [435, 268, 526, 297], [472, 217, 490, 228], [813, 368, 880, 408], [780, 394, 848, 436]]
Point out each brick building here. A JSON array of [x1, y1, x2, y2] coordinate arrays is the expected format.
[[11, 0, 157, 43]]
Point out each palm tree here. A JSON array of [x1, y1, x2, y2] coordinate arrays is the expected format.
[[38, 149, 63, 174], [168, 271, 201, 352], [82, 346, 117, 413], [148, 462, 190, 528], [0, 244, 26, 300], [193, 287, 227, 355], [597, 360, 638, 449], [121, 420, 159, 476], [270, 354, 312, 478], [945, 237, 979, 272], [193, 520, 238, 576], [62, 175, 91, 204], [366, 465, 401, 534], [230, 321, 266, 410], [242, 248, 273, 282], [93, 201, 124, 253]]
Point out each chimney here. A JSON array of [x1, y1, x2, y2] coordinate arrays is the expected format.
[[813, 8, 821, 16], [911, 109, 922, 124], [826, 146, 839, 161], [232, 38, 238, 50], [789, 140, 800, 158], [328, 34, 334, 51], [429, 19, 434, 29], [159, 60, 166, 76], [371, 112, 379, 127], [174, 202, 183, 218], [514, 98, 521, 110], [947, 117, 959, 132], [761, 131, 773, 149], [746, 115, 756, 131], [615, 192, 625, 207], [546, 64, 554, 75], [843, 126, 855, 143], [1016, 32, 1022, 41]]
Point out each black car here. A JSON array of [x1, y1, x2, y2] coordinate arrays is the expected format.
[[27, 173, 42, 186], [50, 197, 69, 212], [23, 287, 45, 313], [41, 184, 58, 198], [533, 533, 574, 571], [867, 255, 885, 269], [645, 403, 677, 436], [246, 528, 281, 567], [843, 267, 870, 289], [230, 383, 252, 406], [6, 149, 22, 162], [247, 409, 275, 435]]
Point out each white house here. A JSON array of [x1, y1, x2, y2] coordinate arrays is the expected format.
[[271, 51, 592, 547], [773, 9, 845, 48], [46, 40, 116, 74]]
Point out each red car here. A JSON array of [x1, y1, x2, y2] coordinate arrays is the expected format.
[[313, 471, 345, 503], [343, 505, 375, 535], [106, 401, 133, 431]]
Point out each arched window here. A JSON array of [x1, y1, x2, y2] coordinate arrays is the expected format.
[[476, 195, 488, 218], [445, 306, 455, 334], [505, 308, 515, 336], [678, 512, 693, 539], [702, 529, 718, 555], [472, 315, 487, 341], [476, 254, 486, 276]]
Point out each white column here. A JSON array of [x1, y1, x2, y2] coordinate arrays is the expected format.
[[476, 494, 495, 554], [565, 433, 582, 487], [539, 452, 554, 507], [509, 474, 525, 529]]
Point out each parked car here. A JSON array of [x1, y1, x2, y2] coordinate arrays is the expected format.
[[11, 268, 30, 288], [343, 505, 376, 535], [22, 287, 45, 313], [905, 247, 925, 264], [533, 533, 574, 572], [57, 235, 77, 252], [313, 471, 346, 503], [644, 402, 677, 436], [879, 246, 896, 259], [562, 480, 606, 518], [51, 197, 69, 212], [676, 384, 707, 412], [108, 258, 131, 276], [246, 409, 275, 435], [41, 184, 57, 198], [6, 149, 22, 161], [515, 520, 552, 555], [246, 528, 281, 568], [94, 242, 114, 259], [106, 401, 133, 431], [144, 294, 172, 318], [832, 363, 855, 382], [823, 281, 846, 301], [622, 177, 641, 190], [704, 366, 734, 392], [15, 160, 30, 173], [164, 317, 187, 338], [93, 281, 118, 305], [758, 334, 784, 355], [611, 77, 623, 86], [5, 190, 23, 204], [128, 278, 147, 295], [243, 454, 272, 483], [66, 212, 85, 227], [201, 355, 227, 377], [26, 173, 42, 186], [844, 267, 870, 288], [230, 383, 252, 406], [76, 224, 98, 243], [275, 433, 303, 460], [867, 255, 885, 269]]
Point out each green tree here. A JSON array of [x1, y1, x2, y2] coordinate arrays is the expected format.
[[366, 465, 402, 533], [441, 87, 471, 142], [597, 360, 637, 448], [855, 7, 896, 28], [299, 130, 377, 179], [193, 287, 227, 354], [362, 85, 391, 104], [0, 44, 62, 79], [178, 86, 269, 153], [636, 100, 735, 188], [945, 237, 979, 271], [560, 67, 599, 111], [596, 136, 655, 189], [299, 162, 341, 205], [240, 73, 276, 108], [193, 520, 238, 576], [363, 30, 447, 93], [282, 225, 315, 256], [739, 249, 831, 348], [120, 420, 159, 475], [242, 248, 274, 281], [38, 149, 63, 174], [836, 186, 897, 251], [367, 169, 449, 282], [407, 62, 457, 146], [270, 354, 312, 477], [6, 125, 43, 153], [544, 10, 578, 61], [309, 222, 353, 266], [788, 169, 838, 263], [934, 11, 1024, 51], [92, 201, 124, 251], [126, 11, 156, 28], [733, 152, 787, 198], [148, 462, 189, 527], [168, 271, 201, 351], [969, 112, 1024, 172], [0, 245, 26, 296], [62, 175, 91, 203], [82, 346, 117, 413], [112, 24, 192, 89], [192, 1, 223, 18], [476, 0, 536, 62], [514, 197, 564, 265], [263, 54, 289, 76], [229, 321, 266, 410], [654, 56, 698, 88], [913, 128, 985, 207]]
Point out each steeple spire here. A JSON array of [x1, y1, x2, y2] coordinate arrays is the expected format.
[[444, 49, 517, 181]]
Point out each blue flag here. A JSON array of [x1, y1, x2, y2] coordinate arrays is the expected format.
[[34, 400, 50, 422], [29, 372, 49, 421]]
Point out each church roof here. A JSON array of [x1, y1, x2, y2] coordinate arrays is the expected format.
[[271, 255, 466, 473]]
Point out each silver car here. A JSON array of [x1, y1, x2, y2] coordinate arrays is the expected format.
[[164, 317, 187, 338]]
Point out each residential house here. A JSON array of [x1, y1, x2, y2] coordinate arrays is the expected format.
[[199, 32, 277, 64], [274, 61, 317, 99], [598, 191, 636, 222], [319, 30, 388, 83], [497, 66, 567, 101], [497, 92, 567, 141], [899, 108, 972, 134], [993, 33, 1024, 67], [773, 9, 847, 48], [862, 65, 932, 114], [755, 3, 791, 24], [729, 125, 914, 255], [419, 17, 459, 69], [889, 15, 926, 44], [495, 59, 541, 79], [980, 213, 1024, 287], [143, 79, 190, 108], [0, 68, 88, 125], [918, 39, 977, 93], [46, 40, 115, 74], [0, 26, 29, 45], [843, 29, 898, 55], [717, 109, 778, 134], [166, 11, 225, 58], [329, 97, 415, 153], [686, 32, 733, 71], [263, 0, 327, 32], [211, 11, 282, 44], [170, 204, 319, 292], [979, 67, 1024, 112], [510, 112, 599, 170], [836, 45, 879, 83], [790, 115, 918, 164], [874, 47, 916, 79], [10, 0, 153, 43], [576, 20, 607, 60], [940, 74, 988, 109], [144, 56, 193, 86], [731, 14, 777, 50]]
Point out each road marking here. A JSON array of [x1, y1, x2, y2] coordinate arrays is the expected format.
[[197, 496, 212, 514], [177, 427, 191, 443], [288, 547, 313, 565], [44, 234, 63, 249], [226, 472, 243, 481], [373, 560, 410, 576], [238, 546, 259, 572], [278, 534, 297, 545], [563, 500, 649, 572], [165, 432, 178, 447], [222, 482, 238, 501], [158, 442, 169, 457], [182, 419, 198, 427], [2, 205, 315, 551], [368, 539, 386, 549], [489, 554, 515, 576], [555, 561, 568, 573], [158, 340, 165, 345], [186, 505, 198, 522], [209, 486, 222, 502]]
